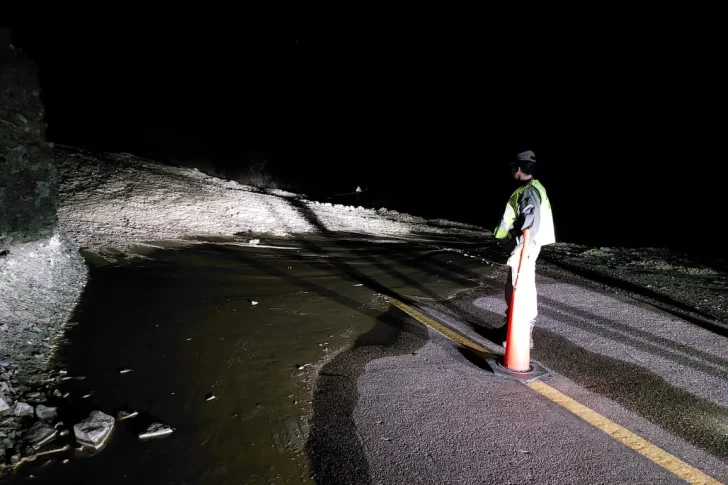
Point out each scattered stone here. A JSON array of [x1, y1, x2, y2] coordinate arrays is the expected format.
[[353, 283, 363, 287], [62, 459, 69, 464], [54, 421, 64, 429], [0, 361, 10, 367], [25, 393, 47, 404], [52, 389, 62, 398], [59, 430, 69, 437], [205, 394, 216, 402], [10, 454, 20, 464], [81, 392, 94, 399], [0, 397, 9, 414], [35, 444, 70, 457], [249, 239, 260, 245], [116, 408, 138, 421], [119, 368, 133, 375], [36, 405, 58, 422], [14, 402, 34, 418], [0, 381, 13, 395], [22, 422, 58, 451], [138, 422, 174, 440], [250, 300, 259, 306], [73, 411, 115, 450], [61, 376, 85, 381], [62, 392, 70, 399]]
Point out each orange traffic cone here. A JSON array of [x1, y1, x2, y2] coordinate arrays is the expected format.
[[488, 228, 548, 381], [504, 229, 532, 372]]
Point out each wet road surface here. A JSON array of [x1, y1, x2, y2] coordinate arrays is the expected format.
[[4, 233, 727, 484]]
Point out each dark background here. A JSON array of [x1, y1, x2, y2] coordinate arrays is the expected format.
[[7, 15, 724, 255]]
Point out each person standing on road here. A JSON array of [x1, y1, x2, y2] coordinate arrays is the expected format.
[[493, 150, 555, 349]]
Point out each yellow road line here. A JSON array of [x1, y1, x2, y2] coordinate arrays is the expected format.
[[390, 298, 489, 356], [527, 380, 723, 485], [391, 297, 724, 485]]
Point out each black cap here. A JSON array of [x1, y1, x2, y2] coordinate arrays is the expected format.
[[515, 150, 536, 163]]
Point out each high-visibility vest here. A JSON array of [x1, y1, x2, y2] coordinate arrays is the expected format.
[[494, 179, 556, 246]]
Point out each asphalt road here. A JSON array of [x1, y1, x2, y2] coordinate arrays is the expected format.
[[300, 234, 728, 485], [5, 233, 727, 485]]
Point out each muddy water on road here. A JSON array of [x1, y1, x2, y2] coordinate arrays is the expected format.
[[9, 235, 487, 485]]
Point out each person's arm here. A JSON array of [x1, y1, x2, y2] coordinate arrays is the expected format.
[[494, 202, 515, 240], [511, 186, 541, 239]]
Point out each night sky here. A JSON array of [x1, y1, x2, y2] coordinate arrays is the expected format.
[[7, 19, 724, 255]]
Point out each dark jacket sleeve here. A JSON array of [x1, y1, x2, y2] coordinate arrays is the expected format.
[[511, 186, 541, 241]]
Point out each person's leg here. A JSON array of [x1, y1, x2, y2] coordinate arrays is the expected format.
[[521, 245, 541, 346]]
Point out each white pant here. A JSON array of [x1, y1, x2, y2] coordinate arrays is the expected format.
[[505, 245, 541, 327]]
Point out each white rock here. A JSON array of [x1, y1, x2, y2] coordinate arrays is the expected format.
[[74, 411, 115, 449], [249, 239, 260, 245], [14, 402, 34, 417], [36, 405, 58, 422], [0, 397, 8, 413], [138, 422, 174, 440]]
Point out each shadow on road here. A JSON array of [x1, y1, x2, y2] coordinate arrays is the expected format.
[[541, 296, 728, 375], [535, 327, 728, 461], [305, 306, 429, 485]]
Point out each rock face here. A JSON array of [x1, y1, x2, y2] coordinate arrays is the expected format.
[[0, 31, 88, 477], [0, 28, 87, 376], [0, 29, 57, 242]]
